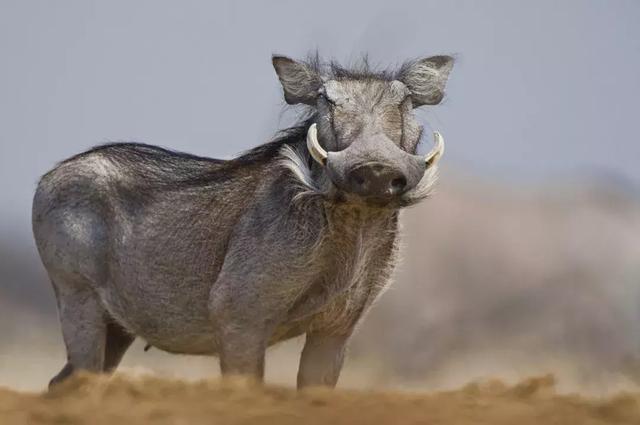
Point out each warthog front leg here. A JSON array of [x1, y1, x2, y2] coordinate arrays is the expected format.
[[297, 332, 350, 388], [209, 273, 276, 381], [209, 192, 321, 381], [218, 326, 268, 379]]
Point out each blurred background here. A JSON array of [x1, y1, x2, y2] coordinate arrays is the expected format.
[[1, 0, 639, 393]]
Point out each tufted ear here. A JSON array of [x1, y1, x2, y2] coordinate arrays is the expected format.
[[272, 55, 322, 105], [399, 56, 455, 107]]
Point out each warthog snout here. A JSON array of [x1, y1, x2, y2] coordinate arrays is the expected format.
[[346, 163, 409, 197], [330, 153, 426, 201]]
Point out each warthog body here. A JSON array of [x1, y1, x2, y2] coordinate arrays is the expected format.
[[33, 54, 454, 388]]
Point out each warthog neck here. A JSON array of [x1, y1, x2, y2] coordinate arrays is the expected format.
[[281, 199, 399, 323]]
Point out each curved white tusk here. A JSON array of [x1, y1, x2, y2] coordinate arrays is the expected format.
[[306, 123, 328, 166], [425, 131, 445, 168]]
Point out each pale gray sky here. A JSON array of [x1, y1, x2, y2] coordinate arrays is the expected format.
[[1, 0, 639, 235]]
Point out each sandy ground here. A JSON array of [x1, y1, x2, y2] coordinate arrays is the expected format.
[[2, 373, 640, 425]]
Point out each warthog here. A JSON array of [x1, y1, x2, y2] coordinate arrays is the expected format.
[[33, 53, 454, 388]]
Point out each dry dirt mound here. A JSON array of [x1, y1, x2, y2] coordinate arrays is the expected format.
[[2, 374, 640, 424]]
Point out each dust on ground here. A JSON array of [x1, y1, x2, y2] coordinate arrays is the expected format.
[[2, 373, 640, 425]]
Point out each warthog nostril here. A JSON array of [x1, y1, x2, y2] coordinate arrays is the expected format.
[[353, 174, 366, 186], [390, 177, 407, 193]]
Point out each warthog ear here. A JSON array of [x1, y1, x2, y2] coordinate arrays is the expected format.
[[399, 56, 455, 107], [272, 55, 322, 105]]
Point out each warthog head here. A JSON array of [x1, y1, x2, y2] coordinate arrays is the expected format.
[[273, 54, 454, 207]]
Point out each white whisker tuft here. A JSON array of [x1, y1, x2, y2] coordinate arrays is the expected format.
[[278, 145, 331, 201], [400, 165, 439, 206], [279, 145, 315, 189]]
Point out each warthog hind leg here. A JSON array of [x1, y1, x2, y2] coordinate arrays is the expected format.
[[49, 278, 108, 389], [104, 322, 135, 372]]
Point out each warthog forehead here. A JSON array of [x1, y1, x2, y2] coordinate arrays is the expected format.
[[323, 79, 408, 107]]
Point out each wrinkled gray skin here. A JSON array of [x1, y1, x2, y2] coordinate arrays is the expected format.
[[32, 54, 454, 389]]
